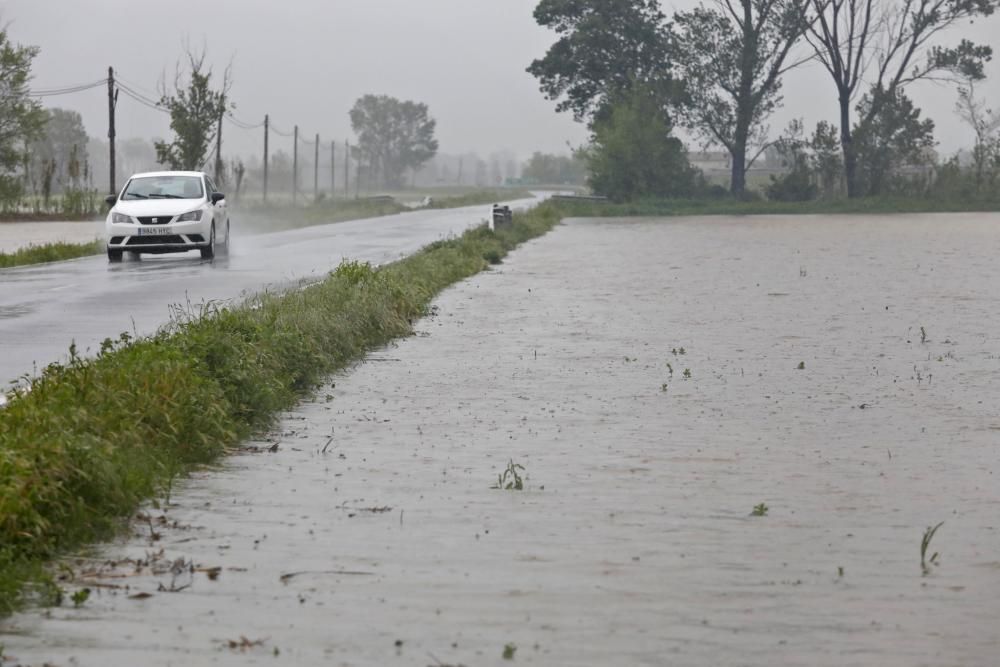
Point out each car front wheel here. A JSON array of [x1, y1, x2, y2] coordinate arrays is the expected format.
[[107, 247, 123, 262]]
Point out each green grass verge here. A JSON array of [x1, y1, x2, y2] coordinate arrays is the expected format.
[[0, 203, 562, 615], [0, 240, 102, 269], [423, 189, 535, 209], [549, 195, 1000, 218], [237, 198, 410, 232]]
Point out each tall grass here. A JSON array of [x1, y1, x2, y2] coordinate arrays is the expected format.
[[0, 203, 561, 614], [0, 240, 102, 269]]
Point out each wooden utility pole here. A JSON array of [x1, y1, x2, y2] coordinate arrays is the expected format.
[[314, 133, 319, 200], [263, 114, 269, 202], [330, 141, 336, 197], [214, 107, 224, 184], [107, 66, 117, 195], [293, 125, 299, 204]]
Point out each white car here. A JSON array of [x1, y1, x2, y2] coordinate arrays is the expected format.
[[105, 171, 230, 261]]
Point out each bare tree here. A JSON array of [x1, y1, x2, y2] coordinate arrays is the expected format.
[[806, 0, 996, 197], [955, 77, 1000, 192], [672, 0, 815, 194]]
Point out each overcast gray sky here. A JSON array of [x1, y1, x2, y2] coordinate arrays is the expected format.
[[5, 0, 999, 162]]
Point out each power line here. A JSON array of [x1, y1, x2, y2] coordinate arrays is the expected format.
[[30, 79, 106, 97], [117, 86, 169, 115], [116, 81, 162, 109], [225, 112, 264, 130], [269, 121, 295, 138]]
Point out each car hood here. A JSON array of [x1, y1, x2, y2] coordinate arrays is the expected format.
[[113, 199, 204, 217]]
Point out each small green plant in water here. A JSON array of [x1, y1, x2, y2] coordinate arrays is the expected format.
[[666, 362, 673, 376], [837, 566, 845, 578], [502, 643, 517, 660], [71, 588, 91, 607], [661, 383, 669, 392], [751, 503, 769, 516], [493, 460, 525, 490], [797, 361, 805, 370], [920, 326, 927, 343], [921, 521, 944, 574], [683, 368, 692, 379]]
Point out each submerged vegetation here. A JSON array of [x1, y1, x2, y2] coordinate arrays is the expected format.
[[0, 240, 102, 268], [0, 203, 561, 614]]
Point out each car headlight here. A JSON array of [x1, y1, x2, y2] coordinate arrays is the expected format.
[[175, 210, 202, 223], [112, 212, 132, 224]]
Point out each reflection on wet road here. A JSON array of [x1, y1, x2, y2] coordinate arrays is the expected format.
[[0, 200, 534, 387], [3, 213, 999, 665]]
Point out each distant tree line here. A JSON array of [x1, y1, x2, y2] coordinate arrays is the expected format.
[[528, 0, 999, 201]]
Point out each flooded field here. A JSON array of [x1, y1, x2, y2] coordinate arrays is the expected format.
[[0, 221, 104, 253], [3, 213, 1000, 666]]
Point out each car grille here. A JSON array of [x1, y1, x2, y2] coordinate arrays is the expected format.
[[137, 216, 174, 225], [126, 235, 186, 245]]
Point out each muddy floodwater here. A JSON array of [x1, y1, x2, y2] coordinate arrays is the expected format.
[[4, 214, 1000, 666]]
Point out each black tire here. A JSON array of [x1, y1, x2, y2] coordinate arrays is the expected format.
[[200, 224, 216, 260], [107, 247, 123, 262], [217, 220, 230, 255], [128, 250, 142, 260]]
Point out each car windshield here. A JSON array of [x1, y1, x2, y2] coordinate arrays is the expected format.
[[122, 176, 204, 200]]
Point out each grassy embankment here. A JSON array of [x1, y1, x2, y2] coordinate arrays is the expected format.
[[0, 240, 103, 269], [422, 189, 535, 209], [0, 203, 562, 615]]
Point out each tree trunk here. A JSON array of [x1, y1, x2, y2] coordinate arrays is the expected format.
[[730, 147, 746, 194], [839, 92, 859, 198]]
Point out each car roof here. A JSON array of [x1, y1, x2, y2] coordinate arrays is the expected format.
[[128, 171, 205, 179]]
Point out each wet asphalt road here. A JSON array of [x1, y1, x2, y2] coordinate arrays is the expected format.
[[0, 199, 536, 390]]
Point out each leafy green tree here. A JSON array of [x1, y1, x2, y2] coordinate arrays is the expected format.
[[349, 95, 438, 189], [155, 49, 231, 171], [0, 27, 45, 207], [671, 0, 813, 195], [809, 120, 843, 197], [585, 86, 697, 201], [764, 120, 818, 201], [521, 152, 587, 185], [853, 86, 936, 196], [527, 0, 677, 124], [806, 0, 995, 197]]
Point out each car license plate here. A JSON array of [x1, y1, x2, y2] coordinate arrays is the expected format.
[[138, 227, 173, 236]]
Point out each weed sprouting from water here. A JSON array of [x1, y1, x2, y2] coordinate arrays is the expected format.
[[661, 383, 669, 392], [70, 587, 90, 607], [920, 326, 928, 344], [493, 460, 525, 490], [797, 361, 805, 370], [751, 503, 769, 516], [837, 566, 845, 578], [921, 521, 944, 575], [683, 368, 692, 379], [666, 362, 673, 376], [502, 643, 517, 660]]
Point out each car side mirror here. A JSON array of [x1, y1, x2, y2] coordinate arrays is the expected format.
[[105, 194, 117, 206], [211, 192, 225, 204]]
